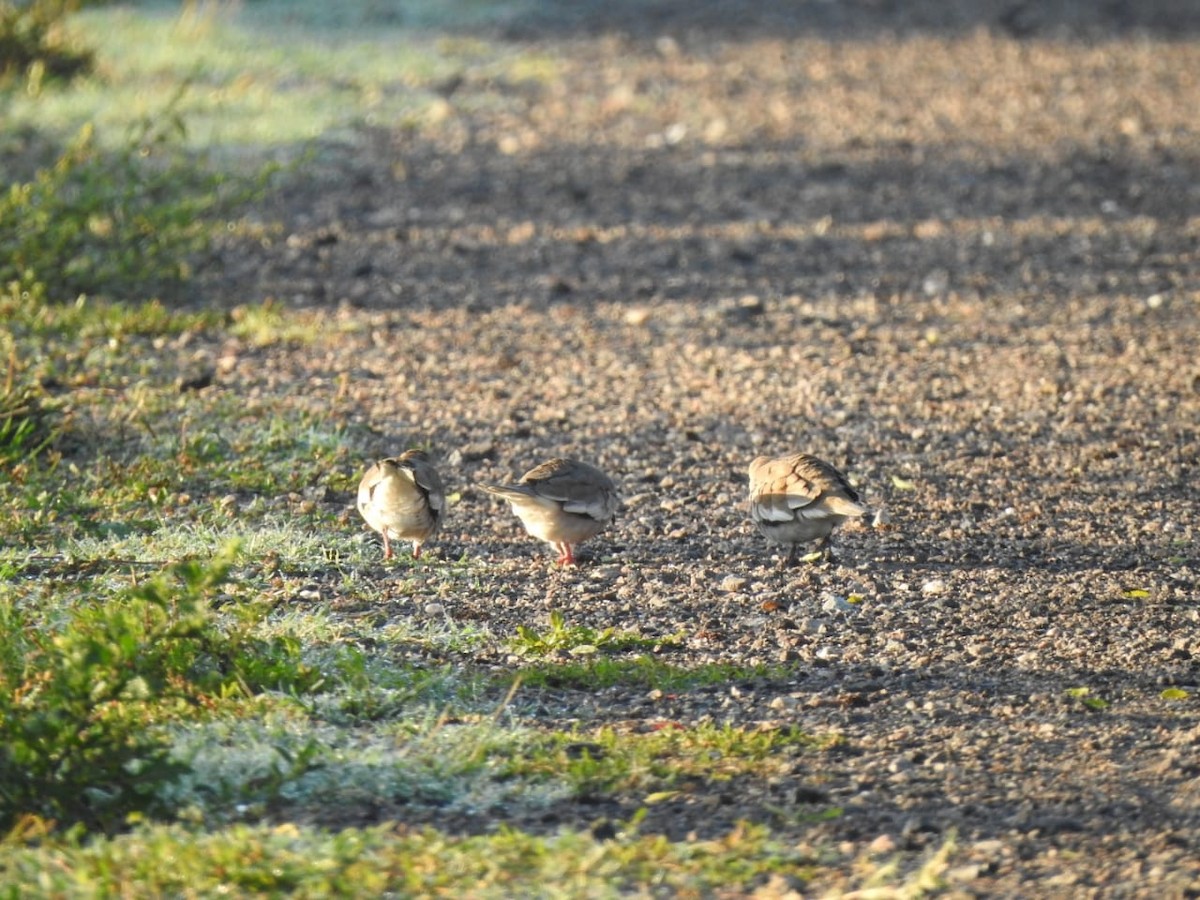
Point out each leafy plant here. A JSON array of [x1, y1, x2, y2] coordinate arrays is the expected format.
[[1, 88, 274, 313], [0, 0, 95, 85], [1064, 687, 1109, 711], [0, 348, 59, 464], [0, 545, 324, 832], [500, 722, 832, 798]]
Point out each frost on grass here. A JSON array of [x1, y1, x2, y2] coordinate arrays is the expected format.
[[64, 516, 353, 566], [161, 714, 567, 827]]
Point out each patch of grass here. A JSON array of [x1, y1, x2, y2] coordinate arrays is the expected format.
[[4, 1, 560, 155], [0, 349, 59, 465], [5, 292, 220, 343], [310, 661, 486, 725], [515, 655, 788, 692], [0, 817, 823, 897], [0, 546, 326, 832], [0, 111, 261, 307], [375, 617, 493, 656], [0, 387, 357, 549], [228, 299, 329, 347], [508, 610, 680, 659], [0, 0, 95, 86], [502, 722, 834, 799], [160, 708, 559, 829]]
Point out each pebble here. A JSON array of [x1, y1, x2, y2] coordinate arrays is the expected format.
[[947, 864, 982, 882], [972, 839, 1007, 857], [868, 834, 897, 854], [820, 592, 855, 613]]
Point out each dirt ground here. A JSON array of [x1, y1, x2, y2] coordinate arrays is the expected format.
[[205, 1, 1199, 894]]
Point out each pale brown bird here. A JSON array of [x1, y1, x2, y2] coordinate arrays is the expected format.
[[748, 453, 868, 568], [357, 449, 446, 560], [480, 458, 619, 565]]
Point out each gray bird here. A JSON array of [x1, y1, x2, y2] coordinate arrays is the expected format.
[[481, 458, 619, 565], [357, 449, 446, 560], [748, 453, 867, 568]]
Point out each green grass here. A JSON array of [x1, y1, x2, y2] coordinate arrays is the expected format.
[[4, 0, 558, 157], [0, 817, 823, 897], [516, 655, 791, 691], [500, 722, 835, 798], [507, 610, 682, 659]]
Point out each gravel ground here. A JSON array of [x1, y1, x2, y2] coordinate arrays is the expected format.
[[205, 2, 1199, 893]]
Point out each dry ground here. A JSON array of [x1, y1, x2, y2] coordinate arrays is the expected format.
[[198, 2, 1198, 894]]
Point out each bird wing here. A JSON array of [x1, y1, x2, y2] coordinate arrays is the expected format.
[[523, 458, 618, 522], [399, 452, 447, 518], [750, 454, 862, 523]]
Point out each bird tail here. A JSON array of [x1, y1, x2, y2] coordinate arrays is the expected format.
[[826, 495, 871, 519], [478, 483, 526, 502]]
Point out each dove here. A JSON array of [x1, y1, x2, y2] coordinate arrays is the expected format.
[[356, 449, 446, 560], [748, 453, 868, 568], [480, 457, 619, 564]]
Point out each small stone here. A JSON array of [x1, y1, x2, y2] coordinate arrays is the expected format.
[[868, 834, 897, 854], [972, 839, 1006, 857], [947, 864, 982, 882], [821, 592, 856, 613], [624, 307, 651, 326], [901, 817, 939, 838], [720, 575, 749, 592], [921, 578, 947, 595]]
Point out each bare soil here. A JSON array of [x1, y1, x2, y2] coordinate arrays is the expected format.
[[205, 2, 1199, 894]]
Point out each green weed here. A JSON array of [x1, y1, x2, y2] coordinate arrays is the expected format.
[[515, 656, 785, 692], [0, 817, 821, 897], [502, 722, 831, 798], [1065, 686, 1110, 711], [0, 546, 325, 832], [0, 349, 59, 464], [508, 610, 678, 659], [0, 0, 95, 85]]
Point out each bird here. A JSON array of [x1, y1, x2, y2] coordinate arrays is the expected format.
[[748, 453, 868, 569], [356, 449, 446, 561], [480, 458, 619, 565]]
